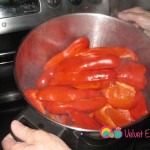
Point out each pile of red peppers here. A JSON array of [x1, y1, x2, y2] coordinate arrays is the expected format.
[[24, 37, 148, 130]]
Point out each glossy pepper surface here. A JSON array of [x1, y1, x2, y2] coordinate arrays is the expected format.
[[53, 54, 120, 72], [50, 69, 117, 89], [77, 47, 138, 60], [116, 62, 147, 89], [44, 37, 90, 71], [24, 89, 45, 114], [68, 109, 100, 130], [37, 85, 100, 101], [46, 97, 107, 114]]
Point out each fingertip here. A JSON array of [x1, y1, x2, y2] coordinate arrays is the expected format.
[[117, 12, 128, 20], [11, 120, 22, 132]]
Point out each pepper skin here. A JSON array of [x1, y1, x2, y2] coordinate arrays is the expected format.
[[24, 89, 45, 114], [116, 62, 147, 89], [105, 107, 133, 127], [68, 109, 100, 130], [94, 105, 133, 127], [94, 104, 116, 128], [46, 97, 107, 114], [102, 82, 136, 109], [44, 38, 90, 71], [50, 69, 117, 89], [53, 54, 120, 72], [37, 85, 100, 101], [129, 90, 148, 120], [76, 47, 138, 60], [36, 69, 54, 90]]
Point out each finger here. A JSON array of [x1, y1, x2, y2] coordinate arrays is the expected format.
[[2, 134, 16, 149], [2, 134, 28, 150], [11, 120, 39, 144], [117, 12, 144, 22], [121, 7, 146, 13], [144, 30, 150, 37]]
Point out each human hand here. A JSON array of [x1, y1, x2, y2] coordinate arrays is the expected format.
[[2, 120, 71, 150], [118, 7, 150, 37]]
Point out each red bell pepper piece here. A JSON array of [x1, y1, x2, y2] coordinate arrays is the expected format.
[[44, 38, 90, 71], [24, 89, 45, 114], [76, 47, 138, 61], [105, 108, 133, 127], [46, 97, 107, 114], [102, 82, 136, 109], [94, 105, 116, 128], [36, 69, 54, 90], [94, 105, 134, 127], [37, 85, 100, 101], [54, 54, 120, 72], [68, 109, 101, 130], [50, 69, 117, 89], [129, 90, 148, 120], [116, 62, 147, 89]]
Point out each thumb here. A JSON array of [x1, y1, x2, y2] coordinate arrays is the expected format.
[[11, 120, 38, 144]]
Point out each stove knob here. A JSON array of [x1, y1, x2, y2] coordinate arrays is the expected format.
[[47, 0, 61, 8], [70, 0, 82, 6]]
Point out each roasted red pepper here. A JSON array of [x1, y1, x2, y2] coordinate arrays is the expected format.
[[116, 62, 147, 89], [46, 97, 107, 114], [129, 90, 148, 120], [105, 107, 133, 127], [102, 82, 136, 109], [44, 38, 90, 71], [37, 85, 100, 101], [50, 69, 117, 89], [76, 47, 138, 60], [36, 69, 54, 90], [53, 54, 120, 72], [94, 105, 133, 128], [68, 109, 100, 130], [24, 89, 45, 114], [94, 105, 116, 128]]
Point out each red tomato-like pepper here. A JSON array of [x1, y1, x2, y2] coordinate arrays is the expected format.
[[116, 62, 147, 89], [53, 54, 120, 72], [36, 69, 54, 90], [24, 89, 45, 114], [76, 47, 138, 60], [44, 38, 90, 71], [50, 69, 117, 89], [46, 97, 107, 114], [68, 109, 100, 130], [129, 90, 148, 120], [37, 85, 100, 101], [102, 82, 136, 109]]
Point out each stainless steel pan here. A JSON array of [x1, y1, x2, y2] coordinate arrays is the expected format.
[[14, 13, 150, 149]]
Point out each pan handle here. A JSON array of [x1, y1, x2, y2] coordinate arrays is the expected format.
[[11, 106, 67, 141]]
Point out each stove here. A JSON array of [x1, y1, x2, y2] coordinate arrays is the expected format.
[[0, 0, 150, 150]]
